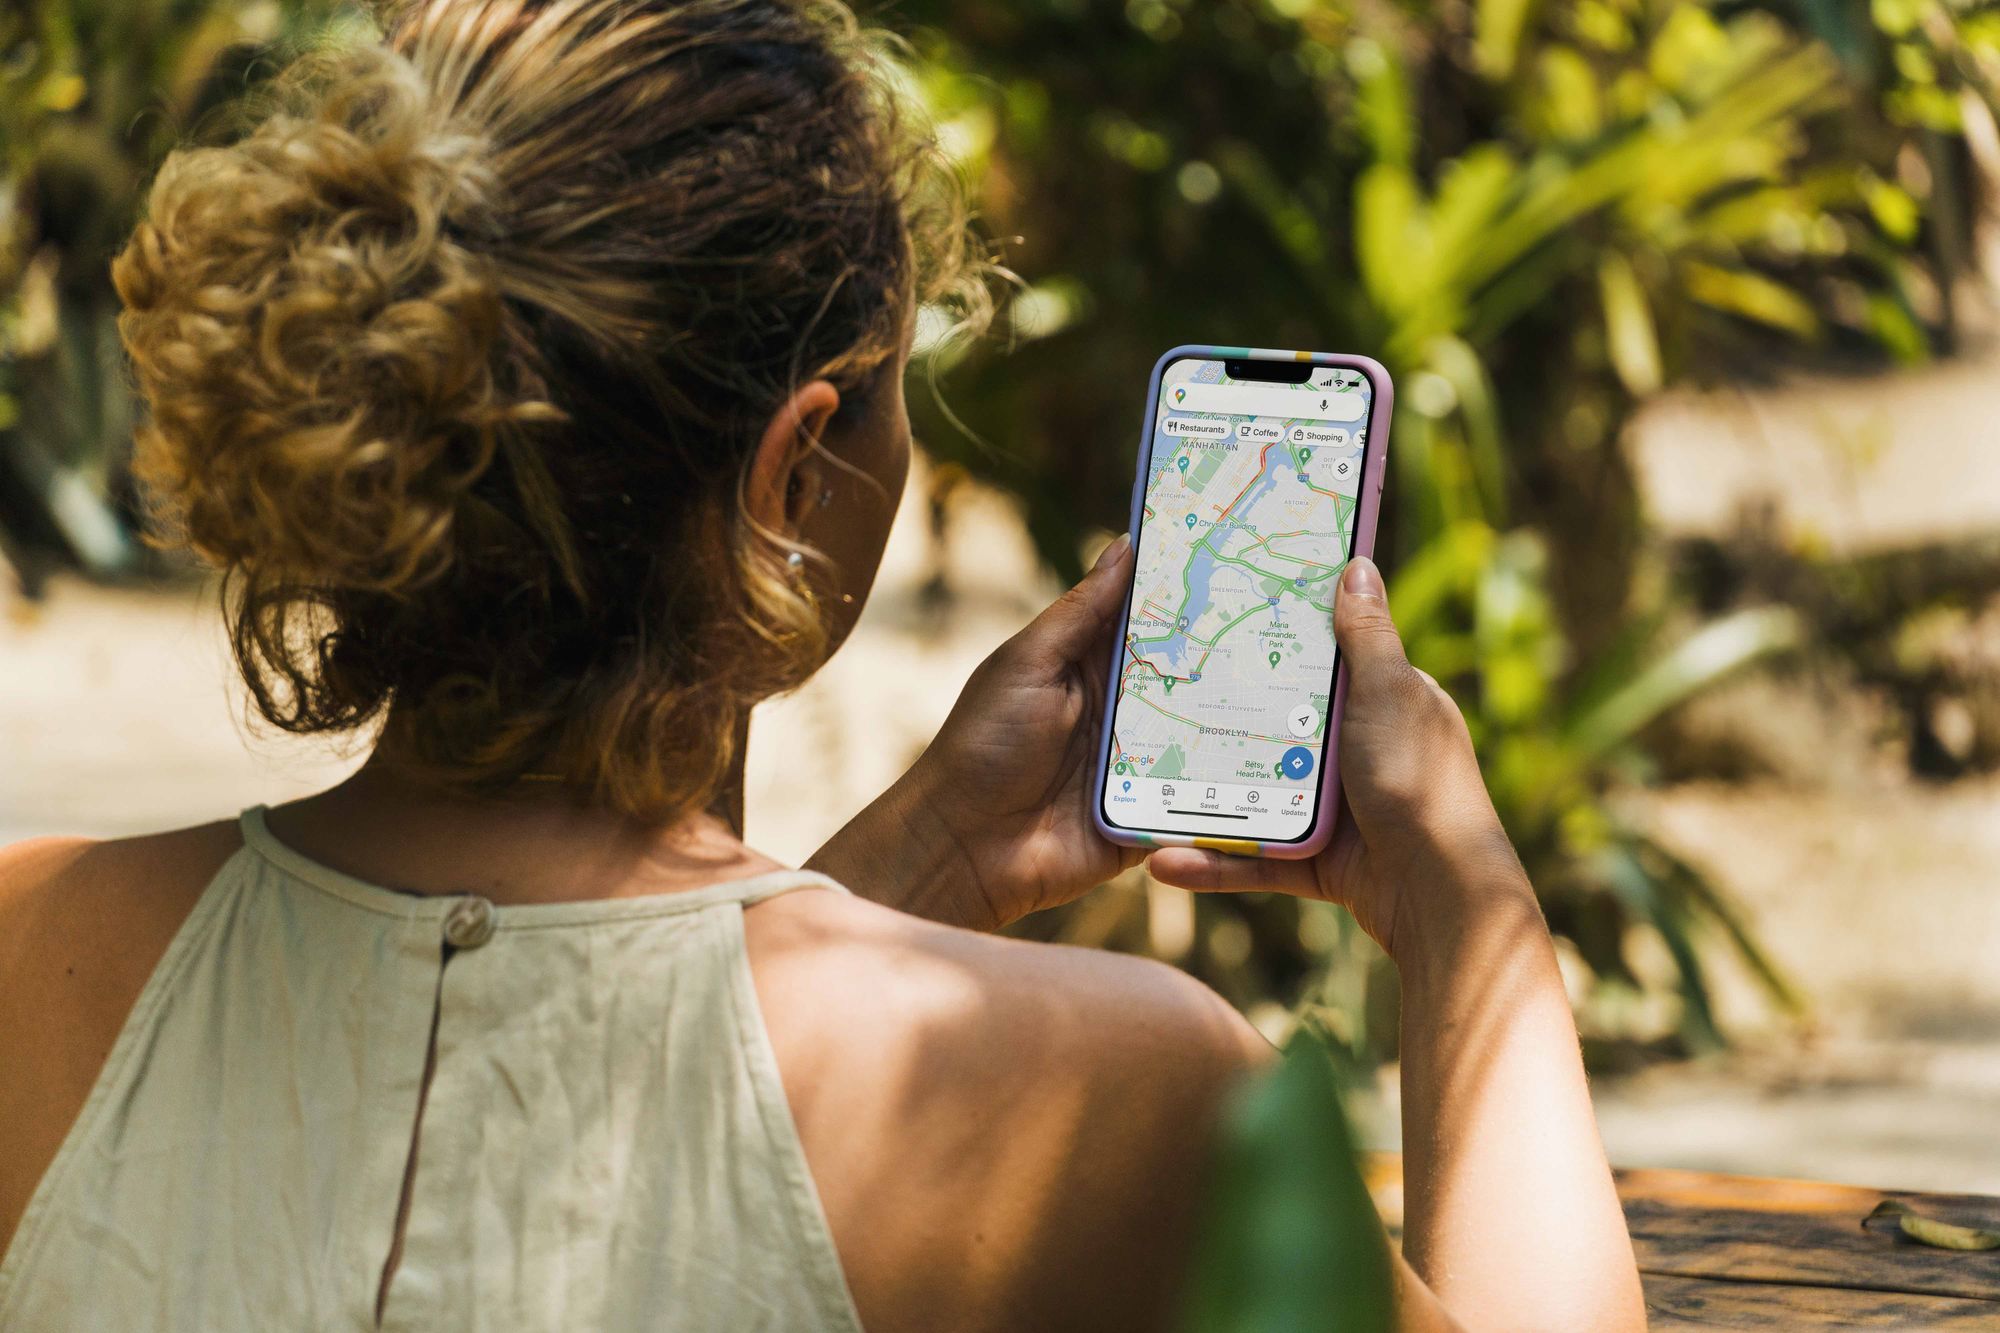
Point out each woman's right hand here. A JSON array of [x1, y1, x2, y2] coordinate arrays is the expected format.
[[1146, 556, 1532, 963]]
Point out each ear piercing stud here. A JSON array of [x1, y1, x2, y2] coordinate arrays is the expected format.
[[786, 551, 805, 570], [817, 486, 834, 509]]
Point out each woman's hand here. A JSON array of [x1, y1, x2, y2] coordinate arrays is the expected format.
[[1147, 556, 1531, 961], [807, 535, 1144, 930]]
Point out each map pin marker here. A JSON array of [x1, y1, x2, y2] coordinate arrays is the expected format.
[[1185, 514, 1197, 530], [1177, 455, 1190, 473], [1268, 650, 1282, 668]]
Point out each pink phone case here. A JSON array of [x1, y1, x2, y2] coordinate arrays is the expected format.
[[1090, 345, 1393, 860]]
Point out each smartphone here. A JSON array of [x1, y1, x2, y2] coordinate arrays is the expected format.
[[1092, 345, 1392, 859]]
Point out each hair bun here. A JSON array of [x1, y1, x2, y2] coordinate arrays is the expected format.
[[114, 43, 548, 593], [111, 0, 985, 820]]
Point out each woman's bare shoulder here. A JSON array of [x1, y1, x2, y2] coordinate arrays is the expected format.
[[745, 886, 1272, 1332], [0, 820, 242, 1074], [0, 820, 240, 1252], [746, 886, 1268, 1106], [0, 821, 240, 962]]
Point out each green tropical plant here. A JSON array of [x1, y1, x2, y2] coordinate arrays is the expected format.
[[1781, 0, 2000, 340], [906, 0, 1980, 1054]]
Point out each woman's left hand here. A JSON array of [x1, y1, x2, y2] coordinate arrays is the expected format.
[[806, 534, 1143, 930]]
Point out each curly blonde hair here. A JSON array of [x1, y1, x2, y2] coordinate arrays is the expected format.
[[113, 0, 987, 819]]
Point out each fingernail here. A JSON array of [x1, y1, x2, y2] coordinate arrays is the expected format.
[[1092, 531, 1132, 573], [1341, 557, 1383, 600]]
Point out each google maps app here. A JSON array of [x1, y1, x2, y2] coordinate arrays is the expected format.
[[1103, 356, 1371, 842]]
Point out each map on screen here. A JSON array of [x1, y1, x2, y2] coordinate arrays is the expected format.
[[1101, 356, 1372, 842]]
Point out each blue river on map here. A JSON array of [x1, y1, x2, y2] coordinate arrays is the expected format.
[[1138, 428, 1298, 677]]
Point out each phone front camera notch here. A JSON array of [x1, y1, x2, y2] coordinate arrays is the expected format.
[[1224, 358, 1313, 385]]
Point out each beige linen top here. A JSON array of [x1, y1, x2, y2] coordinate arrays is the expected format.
[[0, 807, 865, 1331]]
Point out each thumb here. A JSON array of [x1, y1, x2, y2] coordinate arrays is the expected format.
[[1011, 532, 1132, 672], [1332, 557, 1409, 683]]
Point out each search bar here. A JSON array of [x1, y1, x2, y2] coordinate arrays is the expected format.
[[1166, 381, 1366, 422]]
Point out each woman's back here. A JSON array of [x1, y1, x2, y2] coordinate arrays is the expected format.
[[0, 809, 862, 1330]]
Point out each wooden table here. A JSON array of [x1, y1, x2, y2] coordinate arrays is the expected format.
[[1363, 1155, 2000, 1327]]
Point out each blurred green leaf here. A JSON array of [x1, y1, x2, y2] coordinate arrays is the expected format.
[[1355, 162, 1428, 317], [1565, 607, 1803, 758], [1648, 6, 1731, 95], [1417, 334, 1509, 516], [1864, 174, 1923, 243], [1180, 1031, 1395, 1333], [1646, 836, 1807, 1017], [1475, 0, 1539, 79], [1682, 261, 1824, 337], [1597, 251, 1662, 395], [1865, 290, 1928, 363], [1597, 842, 1724, 1049], [1535, 46, 1604, 141], [1348, 36, 1415, 169]]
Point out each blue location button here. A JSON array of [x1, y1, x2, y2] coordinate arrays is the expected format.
[[1280, 746, 1315, 780]]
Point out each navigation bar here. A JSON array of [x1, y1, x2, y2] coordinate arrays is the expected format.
[[1106, 774, 1317, 825]]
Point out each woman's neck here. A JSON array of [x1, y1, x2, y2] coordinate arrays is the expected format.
[[262, 753, 786, 907]]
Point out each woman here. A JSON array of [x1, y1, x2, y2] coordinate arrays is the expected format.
[[0, 1, 1644, 1328]]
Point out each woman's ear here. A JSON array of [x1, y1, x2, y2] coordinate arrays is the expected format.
[[744, 380, 842, 537]]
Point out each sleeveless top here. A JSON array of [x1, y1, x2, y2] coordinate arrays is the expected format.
[[0, 807, 866, 1332]]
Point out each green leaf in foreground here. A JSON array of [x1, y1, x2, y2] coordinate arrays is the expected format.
[[1179, 1032, 1395, 1333], [1864, 1200, 2000, 1251]]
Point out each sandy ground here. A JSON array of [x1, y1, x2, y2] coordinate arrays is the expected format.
[[1629, 353, 2000, 556], [7, 343, 2000, 1194], [1589, 778, 2000, 1192]]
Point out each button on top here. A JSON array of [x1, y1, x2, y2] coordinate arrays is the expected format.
[[442, 895, 497, 950]]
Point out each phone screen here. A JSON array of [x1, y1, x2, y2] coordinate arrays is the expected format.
[[1100, 355, 1374, 843]]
